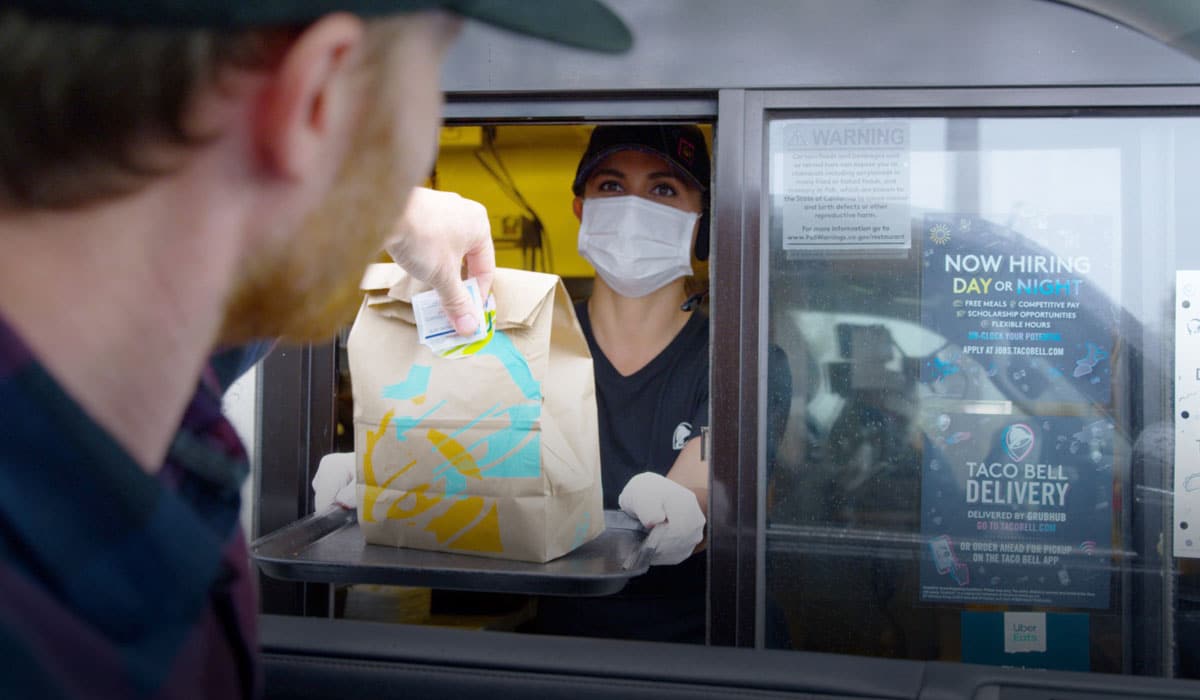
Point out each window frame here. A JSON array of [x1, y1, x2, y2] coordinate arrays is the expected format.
[[255, 95, 719, 619], [254, 86, 1200, 681]]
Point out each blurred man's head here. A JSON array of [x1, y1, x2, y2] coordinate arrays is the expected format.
[[0, 2, 630, 342], [219, 12, 460, 343]]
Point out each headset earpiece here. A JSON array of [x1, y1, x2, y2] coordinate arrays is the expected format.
[[694, 214, 709, 261]]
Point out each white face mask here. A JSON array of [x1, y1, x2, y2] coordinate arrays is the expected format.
[[577, 195, 699, 298]]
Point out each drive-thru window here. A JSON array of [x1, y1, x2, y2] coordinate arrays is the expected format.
[[244, 1, 1200, 695]]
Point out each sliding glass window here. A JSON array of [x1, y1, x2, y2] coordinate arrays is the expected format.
[[762, 114, 1200, 677]]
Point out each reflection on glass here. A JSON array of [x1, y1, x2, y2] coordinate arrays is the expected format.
[[762, 116, 1200, 677]]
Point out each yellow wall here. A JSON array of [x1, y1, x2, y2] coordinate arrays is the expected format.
[[433, 124, 712, 279], [434, 125, 594, 278]]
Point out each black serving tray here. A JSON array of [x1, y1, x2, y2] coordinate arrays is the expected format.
[[251, 508, 649, 597]]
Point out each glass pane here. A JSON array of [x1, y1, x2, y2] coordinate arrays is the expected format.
[[762, 114, 1200, 677]]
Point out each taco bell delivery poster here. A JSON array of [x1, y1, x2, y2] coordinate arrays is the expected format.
[[920, 413, 1114, 609]]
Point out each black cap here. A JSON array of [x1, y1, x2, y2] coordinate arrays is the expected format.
[[572, 124, 710, 196], [573, 124, 712, 260], [11, 0, 633, 54]]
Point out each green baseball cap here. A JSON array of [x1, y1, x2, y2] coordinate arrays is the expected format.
[[10, 0, 633, 53]]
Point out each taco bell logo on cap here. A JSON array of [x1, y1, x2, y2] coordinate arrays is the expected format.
[[677, 136, 696, 166], [1002, 423, 1035, 462]]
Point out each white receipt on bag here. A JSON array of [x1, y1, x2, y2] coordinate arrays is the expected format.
[[412, 277, 488, 353]]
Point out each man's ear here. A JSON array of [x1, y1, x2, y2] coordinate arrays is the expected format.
[[572, 196, 584, 221], [254, 13, 366, 180]]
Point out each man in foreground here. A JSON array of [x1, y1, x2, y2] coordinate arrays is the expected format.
[[0, 2, 629, 696]]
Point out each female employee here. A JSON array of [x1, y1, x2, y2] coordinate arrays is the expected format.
[[539, 125, 794, 643], [527, 124, 714, 643]]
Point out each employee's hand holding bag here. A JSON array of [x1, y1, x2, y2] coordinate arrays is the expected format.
[[312, 452, 356, 511], [618, 472, 706, 566]]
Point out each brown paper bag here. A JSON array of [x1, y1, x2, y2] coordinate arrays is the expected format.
[[348, 263, 603, 562]]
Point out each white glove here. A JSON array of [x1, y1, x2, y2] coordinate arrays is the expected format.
[[312, 452, 357, 511], [617, 472, 706, 566]]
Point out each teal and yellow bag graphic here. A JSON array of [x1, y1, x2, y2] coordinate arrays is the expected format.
[[348, 264, 603, 562]]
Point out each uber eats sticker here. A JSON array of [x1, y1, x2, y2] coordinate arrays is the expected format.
[[918, 213, 1119, 407], [1003, 612, 1047, 654], [920, 413, 1113, 609], [961, 611, 1090, 672]]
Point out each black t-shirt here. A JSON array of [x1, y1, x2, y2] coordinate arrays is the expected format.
[[578, 301, 710, 510], [531, 301, 709, 644]]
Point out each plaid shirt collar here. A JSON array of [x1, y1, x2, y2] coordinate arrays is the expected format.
[[0, 313, 254, 696]]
